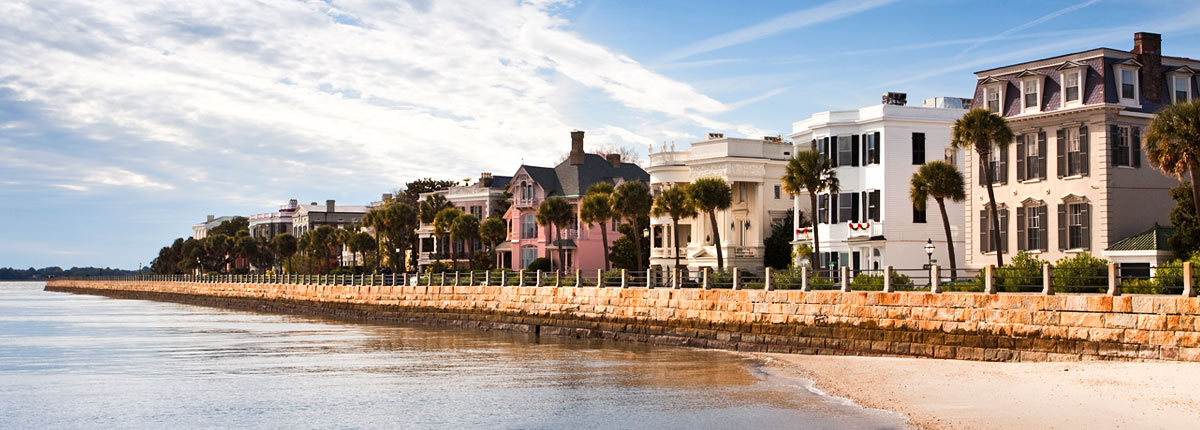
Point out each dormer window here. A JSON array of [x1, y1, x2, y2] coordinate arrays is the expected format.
[[1115, 59, 1141, 106], [1063, 72, 1080, 104], [986, 86, 1002, 112], [980, 77, 1004, 114], [1057, 61, 1086, 108], [1170, 69, 1194, 104], [1121, 69, 1136, 99], [1020, 75, 1041, 114]]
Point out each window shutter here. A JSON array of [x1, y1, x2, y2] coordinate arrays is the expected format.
[[870, 190, 881, 221], [999, 144, 1009, 184], [851, 134, 861, 167], [1131, 127, 1142, 168], [979, 157, 987, 187], [1000, 209, 1009, 253], [1056, 129, 1066, 178], [1109, 125, 1119, 166], [1082, 203, 1091, 250], [851, 193, 860, 223], [818, 194, 827, 224], [1016, 136, 1026, 181], [860, 191, 867, 222], [1038, 131, 1048, 179], [860, 134, 869, 165], [873, 132, 882, 164], [811, 139, 817, 152], [830, 193, 839, 224], [1016, 206, 1027, 251], [1057, 204, 1067, 250], [828, 137, 838, 167], [1038, 205, 1049, 251], [1079, 126, 1089, 176], [980, 209, 990, 253]]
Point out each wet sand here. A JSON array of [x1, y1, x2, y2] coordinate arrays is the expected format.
[[760, 353, 1200, 430]]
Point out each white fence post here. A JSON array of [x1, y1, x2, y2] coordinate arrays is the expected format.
[[930, 264, 942, 293], [883, 266, 894, 293], [840, 267, 850, 292], [984, 265, 996, 294], [765, 267, 774, 291]]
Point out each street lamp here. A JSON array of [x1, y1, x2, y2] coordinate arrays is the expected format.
[[924, 238, 935, 267]]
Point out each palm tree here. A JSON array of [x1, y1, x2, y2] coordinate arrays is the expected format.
[[419, 194, 453, 224], [910, 161, 966, 280], [1146, 101, 1200, 222], [433, 207, 463, 268], [362, 200, 419, 272], [685, 178, 732, 270], [952, 107, 1014, 267], [782, 151, 838, 270], [270, 233, 298, 272], [537, 197, 575, 271], [580, 184, 615, 270], [611, 181, 653, 272], [652, 185, 697, 270], [451, 214, 481, 270], [479, 216, 507, 254]]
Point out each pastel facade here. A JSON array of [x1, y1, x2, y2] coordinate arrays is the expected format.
[[416, 173, 512, 269], [646, 134, 793, 272], [789, 95, 968, 272], [501, 131, 648, 272], [965, 32, 1194, 268], [248, 199, 298, 239]]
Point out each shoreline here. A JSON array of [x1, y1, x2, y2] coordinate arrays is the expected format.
[[756, 353, 1200, 430]]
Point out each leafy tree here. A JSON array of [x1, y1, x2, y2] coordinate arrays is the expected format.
[[537, 196, 574, 271], [402, 178, 459, 205], [651, 185, 696, 269], [910, 161, 967, 280], [764, 209, 806, 270], [433, 207, 464, 267], [609, 222, 649, 271], [419, 194, 454, 225], [526, 257, 552, 272], [351, 231, 377, 269], [952, 107, 1014, 267], [783, 150, 839, 271], [363, 200, 419, 272], [300, 226, 338, 273], [209, 216, 249, 237], [685, 178, 732, 270], [451, 214, 481, 270], [270, 233, 298, 272], [611, 181, 652, 272], [1168, 182, 1200, 258], [580, 185, 615, 270], [479, 216, 507, 254], [1146, 101, 1200, 224]]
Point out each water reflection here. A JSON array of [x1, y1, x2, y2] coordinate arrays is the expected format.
[[0, 283, 905, 429]]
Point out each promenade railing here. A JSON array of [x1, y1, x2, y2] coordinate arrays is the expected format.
[[52, 262, 1200, 297]]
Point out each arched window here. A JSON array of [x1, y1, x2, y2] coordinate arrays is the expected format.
[[521, 214, 537, 239]]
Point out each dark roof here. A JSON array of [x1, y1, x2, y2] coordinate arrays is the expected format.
[[522, 166, 560, 195], [1106, 224, 1175, 252], [489, 175, 512, 190], [551, 153, 648, 197]]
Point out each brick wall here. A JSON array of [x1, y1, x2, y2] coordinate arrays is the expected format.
[[45, 280, 1200, 362]]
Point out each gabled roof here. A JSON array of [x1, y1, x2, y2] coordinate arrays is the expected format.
[[1106, 224, 1174, 252], [1056, 60, 1088, 70], [1015, 69, 1043, 78], [518, 154, 649, 198]]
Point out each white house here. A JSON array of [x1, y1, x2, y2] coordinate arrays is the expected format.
[[647, 134, 795, 272], [788, 93, 968, 272]]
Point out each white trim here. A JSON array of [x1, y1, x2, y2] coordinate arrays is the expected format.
[[1115, 64, 1141, 108], [1020, 76, 1042, 114], [984, 83, 1005, 114], [1060, 67, 1084, 107], [1169, 72, 1193, 104]]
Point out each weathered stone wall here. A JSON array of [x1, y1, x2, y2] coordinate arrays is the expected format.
[[44, 280, 1200, 362]]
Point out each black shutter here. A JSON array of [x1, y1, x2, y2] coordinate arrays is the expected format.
[[860, 191, 867, 222], [1038, 205, 1049, 251], [1016, 135, 1026, 181], [1081, 203, 1091, 250], [1132, 127, 1142, 168], [1017, 206, 1027, 251], [870, 190, 881, 221], [818, 195, 827, 224], [860, 134, 868, 165], [1079, 126, 1089, 176], [980, 210, 990, 253], [998, 144, 1009, 184], [1057, 204, 1067, 250], [1038, 131, 1048, 179], [829, 137, 838, 167], [830, 193, 839, 224], [851, 193, 860, 223], [811, 139, 817, 152], [851, 134, 860, 167], [1000, 209, 1009, 253], [873, 131, 882, 164], [1056, 129, 1066, 178], [1109, 125, 1119, 166]]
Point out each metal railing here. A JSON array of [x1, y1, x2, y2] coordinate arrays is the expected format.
[[53, 262, 1200, 297]]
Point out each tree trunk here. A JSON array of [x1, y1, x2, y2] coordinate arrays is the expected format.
[[449, 235, 456, 270], [556, 226, 565, 272], [632, 218, 645, 272], [809, 194, 820, 270], [708, 210, 723, 270], [979, 146, 1004, 268], [937, 198, 958, 281], [599, 221, 610, 270], [672, 217, 682, 269], [1190, 166, 1200, 224]]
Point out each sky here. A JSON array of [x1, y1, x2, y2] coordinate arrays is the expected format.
[[2, 0, 1200, 269]]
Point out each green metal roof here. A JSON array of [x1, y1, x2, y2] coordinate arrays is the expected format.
[[1106, 224, 1175, 252]]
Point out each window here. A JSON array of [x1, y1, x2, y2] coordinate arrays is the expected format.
[[863, 132, 880, 165], [1063, 70, 1081, 104], [1120, 68, 1136, 100], [1057, 126, 1089, 177], [979, 207, 1009, 254], [521, 245, 538, 268], [774, 185, 781, 199], [867, 190, 880, 222], [1017, 203, 1047, 251], [1022, 77, 1040, 112], [980, 144, 1007, 185], [985, 85, 1003, 113], [818, 194, 829, 224], [1059, 201, 1091, 250], [913, 203, 926, 224], [1016, 132, 1045, 181], [838, 193, 858, 223], [1173, 74, 1192, 104], [1109, 125, 1141, 168], [521, 214, 537, 239], [738, 182, 746, 203], [837, 136, 854, 166], [912, 132, 926, 165]]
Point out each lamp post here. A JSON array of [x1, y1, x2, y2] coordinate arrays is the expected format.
[[924, 238, 935, 267]]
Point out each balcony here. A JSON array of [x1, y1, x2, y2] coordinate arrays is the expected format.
[[514, 198, 539, 209], [795, 226, 814, 241], [846, 221, 883, 239]]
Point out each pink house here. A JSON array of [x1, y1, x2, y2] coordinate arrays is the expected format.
[[500, 131, 648, 272]]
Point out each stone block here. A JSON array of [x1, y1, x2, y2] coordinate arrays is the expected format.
[[1137, 315, 1167, 331]]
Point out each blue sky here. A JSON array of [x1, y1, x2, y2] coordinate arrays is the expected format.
[[2, 0, 1199, 269]]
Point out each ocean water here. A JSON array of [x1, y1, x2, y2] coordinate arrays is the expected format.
[[0, 282, 906, 429]]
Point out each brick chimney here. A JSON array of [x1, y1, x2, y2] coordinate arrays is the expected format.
[[326, 199, 335, 213], [206, 215, 215, 222], [568, 130, 585, 165], [606, 153, 622, 167], [480, 172, 493, 187], [382, 193, 392, 201], [1133, 32, 1163, 104], [882, 92, 907, 106]]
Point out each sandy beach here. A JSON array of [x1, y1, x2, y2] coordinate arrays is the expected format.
[[761, 353, 1200, 430]]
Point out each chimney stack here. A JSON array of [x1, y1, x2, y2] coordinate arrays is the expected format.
[[206, 215, 215, 222], [480, 172, 493, 187], [606, 153, 622, 167], [883, 92, 907, 106], [1133, 32, 1163, 104], [326, 199, 335, 213], [707, 132, 724, 140], [382, 193, 392, 201], [569, 130, 586, 165]]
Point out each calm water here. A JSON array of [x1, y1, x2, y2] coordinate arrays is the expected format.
[[0, 282, 905, 429]]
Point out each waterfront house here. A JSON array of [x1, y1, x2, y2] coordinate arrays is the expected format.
[[501, 130, 649, 272], [291, 200, 370, 237], [788, 93, 969, 272], [646, 133, 793, 272], [415, 173, 512, 270], [192, 215, 240, 240], [964, 32, 1193, 267], [248, 199, 298, 240]]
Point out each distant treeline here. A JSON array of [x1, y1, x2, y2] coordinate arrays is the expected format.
[[0, 267, 143, 280]]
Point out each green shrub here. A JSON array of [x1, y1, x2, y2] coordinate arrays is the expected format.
[[987, 252, 1045, 292], [707, 270, 734, 288], [771, 269, 803, 289], [850, 272, 913, 291], [1052, 253, 1108, 292], [526, 258, 551, 272], [601, 269, 623, 287]]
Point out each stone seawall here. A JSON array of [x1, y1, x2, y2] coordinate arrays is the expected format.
[[44, 280, 1200, 362]]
